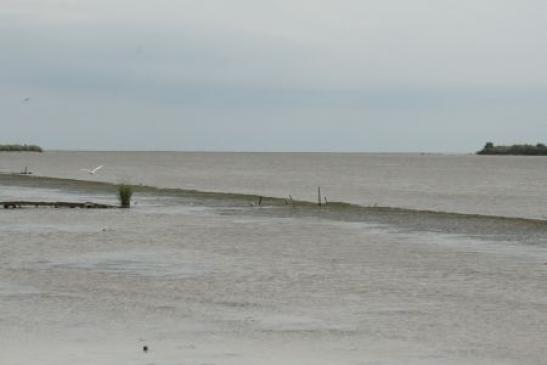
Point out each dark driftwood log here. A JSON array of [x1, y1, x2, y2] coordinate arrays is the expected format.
[[1, 201, 117, 209]]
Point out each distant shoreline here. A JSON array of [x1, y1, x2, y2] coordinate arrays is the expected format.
[[0, 144, 43, 152], [477, 142, 547, 156]]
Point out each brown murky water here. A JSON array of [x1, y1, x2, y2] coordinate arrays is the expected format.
[[1, 155, 547, 364]]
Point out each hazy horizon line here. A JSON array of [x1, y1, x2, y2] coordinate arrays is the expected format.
[[39, 149, 475, 154]]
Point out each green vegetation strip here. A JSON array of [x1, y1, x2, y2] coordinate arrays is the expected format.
[[0, 144, 43, 152], [478, 142, 547, 155]]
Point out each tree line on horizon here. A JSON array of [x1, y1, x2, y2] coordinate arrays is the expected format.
[[477, 142, 547, 156], [0, 144, 43, 152]]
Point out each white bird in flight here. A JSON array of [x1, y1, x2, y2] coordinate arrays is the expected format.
[[80, 165, 103, 174]]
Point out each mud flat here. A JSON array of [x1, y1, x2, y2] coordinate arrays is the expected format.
[[1, 175, 547, 364]]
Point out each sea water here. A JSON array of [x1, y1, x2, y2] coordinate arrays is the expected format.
[[1, 152, 547, 364]]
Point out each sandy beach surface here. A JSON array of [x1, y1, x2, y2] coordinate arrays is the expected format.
[[1, 176, 547, 364]]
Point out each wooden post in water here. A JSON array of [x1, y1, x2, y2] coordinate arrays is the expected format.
[[289, 195, 294, 208], [317, 186, 322, 207], [258, 196, 263, 206]]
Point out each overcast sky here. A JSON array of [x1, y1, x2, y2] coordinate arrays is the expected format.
[[2, 0, 546, 152]]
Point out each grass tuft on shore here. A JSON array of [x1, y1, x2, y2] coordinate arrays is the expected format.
[[118, 184, 133, 208]]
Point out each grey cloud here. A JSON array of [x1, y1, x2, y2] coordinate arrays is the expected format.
[[1, 0, 547, 151]]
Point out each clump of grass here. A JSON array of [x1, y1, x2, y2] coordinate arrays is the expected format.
[[118, 184, 133, 208]]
